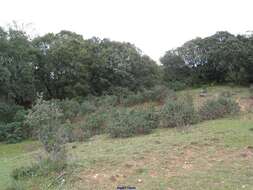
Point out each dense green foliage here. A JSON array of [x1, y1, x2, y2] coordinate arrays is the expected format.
[[0, 103, 28, 143], [0, 25, 252, 144], [161, 31, 253, 86]]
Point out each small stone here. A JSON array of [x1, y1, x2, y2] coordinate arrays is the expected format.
[[137, 179, 142, 183]]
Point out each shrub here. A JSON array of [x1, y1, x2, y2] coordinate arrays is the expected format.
[[0, 122, 27, 143], [199, 97, 240, 120], [64, 122, 92, 142], [143, 85, 174, 103], [160, 95, 198, 128], [121, 92, 145, 106], [107, 107, 159, 138], [166, 81, 187, 91], [0, 102, 24, 123], [80, 100, 97, 115], [59, 99, 80, 121], [95, 95, 118, 108], [26, 96, 67, 162], [121, 86, 173, 106], [83, 110, 111, 135]]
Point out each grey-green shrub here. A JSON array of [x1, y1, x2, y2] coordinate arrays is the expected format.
[[107, 107, 159, 138], [26, 96, 67, 162], [199, 97, 240, 120], [59, 99, 80, 121], [166, 81, 187, 91], [143, 85, 173, 102], [96, 95, 118, 107], [121, 86, 173, 106], [121, 92, 145, 106], [80, 100, 97, 115], [83, 110, 110, 135], [160, 95, 197, 128]]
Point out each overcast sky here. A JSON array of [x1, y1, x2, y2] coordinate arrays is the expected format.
[[0, 0, 253, 61]]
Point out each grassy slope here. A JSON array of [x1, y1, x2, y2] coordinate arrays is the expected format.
[[68, 115, 253, 190], [1, 86, 253, 190], [0, 141, 40, 189]]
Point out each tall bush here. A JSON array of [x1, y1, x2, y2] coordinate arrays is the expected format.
[[160, 95, 198, 128], [26, 96, 67, 162], [199, 97, 240, 120], [107, 107, 159, 138]]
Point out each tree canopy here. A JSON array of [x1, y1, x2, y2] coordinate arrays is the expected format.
[[0, 26, 161, 106], [161, 31, 253, 86]]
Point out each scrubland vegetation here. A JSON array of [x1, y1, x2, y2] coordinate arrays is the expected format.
[[1, 25, 253, 190]]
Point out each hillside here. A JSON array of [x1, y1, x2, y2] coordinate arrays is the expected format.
[[1, 86, 253, 190]]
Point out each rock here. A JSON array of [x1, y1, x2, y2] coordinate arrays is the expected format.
[[137, 179, 142, 183]]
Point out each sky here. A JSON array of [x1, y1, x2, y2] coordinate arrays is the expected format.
[[0, 0, 253, 61]]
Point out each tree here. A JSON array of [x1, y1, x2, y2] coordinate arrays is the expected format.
[[160, 49, 191, 84], [0, 27, 37, 107], [33, 31, 91, 99]]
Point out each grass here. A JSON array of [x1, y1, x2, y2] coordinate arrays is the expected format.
[[67, 114, 253, 190], [0, 141, 40, 189], [1, 86, 253, 190]]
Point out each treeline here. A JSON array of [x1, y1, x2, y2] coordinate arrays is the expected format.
[[0, 27, 160, 107], [161, 31, 253, 87], [1, 26, 253, 144], [1, 27, 253, 108]]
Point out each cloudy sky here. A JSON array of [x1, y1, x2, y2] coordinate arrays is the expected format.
[[0, 0, 253, 61]]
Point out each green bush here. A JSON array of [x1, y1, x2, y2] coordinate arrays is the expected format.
[[26, 96, 67, 162], [166, 81, 187, 91], [80, 100, 97, 115], [64, 122, 92, 142], [0, 122, 27, 143], [160, 95, 198, 128], [143, 85, 174, 103], [107, 107, 159, 138], [199, 97, 240, 120], [0, 102, 24, 123], [121, 86, 173, 106], [96, 95, 118, 107], [121, 92, 145, 106], [0, 103, 28, 143], [59, 99, 80, 121], [83, 111, 110, 135]]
